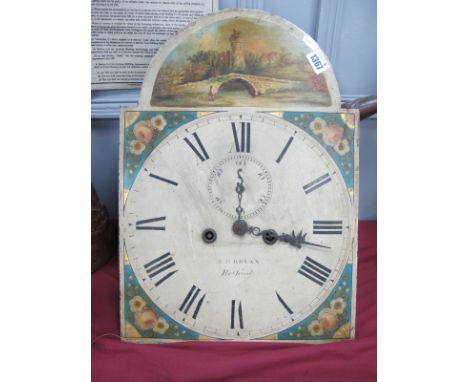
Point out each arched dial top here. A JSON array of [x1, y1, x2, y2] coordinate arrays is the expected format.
[[139, 9, 340, 110], [123, 111, 354, 340]]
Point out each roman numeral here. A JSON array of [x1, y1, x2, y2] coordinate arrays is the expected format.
[[179, 285, 206, 319], [230, 300, 244, 329], [276, 136, 294, 163], [143, 252, 177, 287], [276, 291, 293, 315], [184, 132, 209, 161], [149, 173, 178, 186], [135, 216, 166, 231], [313, 220, 342, 234], [231, 122, 251, 153], [303, 173, 332, 194], [298, 256, 332, 286]]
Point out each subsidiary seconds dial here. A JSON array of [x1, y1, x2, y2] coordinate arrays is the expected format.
[[208, 154, 273, 219]]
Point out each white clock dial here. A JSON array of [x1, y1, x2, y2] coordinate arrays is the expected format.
[[123, 112, 354, 340]]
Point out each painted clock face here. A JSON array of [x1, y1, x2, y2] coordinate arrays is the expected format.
[[123, 111, 354, 340]]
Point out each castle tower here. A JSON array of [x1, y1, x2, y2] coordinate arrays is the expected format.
[[229, 29, 245, 72]]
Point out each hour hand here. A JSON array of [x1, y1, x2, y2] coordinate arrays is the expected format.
[[277, 230, 331, 249], [234, 168, 245, 221]]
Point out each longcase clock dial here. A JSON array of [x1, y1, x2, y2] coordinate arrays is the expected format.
[[123, 111, 355, 340]]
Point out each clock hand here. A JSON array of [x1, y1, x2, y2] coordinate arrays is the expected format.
[[235, 168, 245, 221], [277, 230, 331, 249], [248, 226, 330, 249], [232, 169, 250, 236]]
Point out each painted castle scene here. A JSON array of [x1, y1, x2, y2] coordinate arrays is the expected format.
[[151, 18, 333, 108]]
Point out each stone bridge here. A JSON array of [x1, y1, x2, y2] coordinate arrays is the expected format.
[[174, 73, 303, 98]]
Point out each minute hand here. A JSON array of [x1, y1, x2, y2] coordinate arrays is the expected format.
[[277, 230, 331, 249]]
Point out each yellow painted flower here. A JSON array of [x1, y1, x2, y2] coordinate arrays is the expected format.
[[330, 297, 346, 315], [134, 307, 158, 331], [129, 140, 145, 155], [308, 320, 323, 336], [323, 122, 344, 146], [318, 308, 339, 331], [125, 321, 141, 338], [333, 323, 351, 339], [150, 114, 167, 131], [341, 113, 355, 129], [153, 318, 169, 334], [133, 121, 153, 144], [129, 295, 146, 312], [309, 117, 327, 135], [334, 139, 350, 156], [125, 111, 140, 127]]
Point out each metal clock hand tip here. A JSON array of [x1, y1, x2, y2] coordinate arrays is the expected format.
[[278, 230, 331, 249]]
